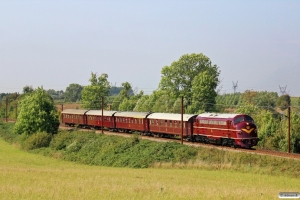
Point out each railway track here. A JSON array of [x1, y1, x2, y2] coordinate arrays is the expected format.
[[59, 126, 300, 160]]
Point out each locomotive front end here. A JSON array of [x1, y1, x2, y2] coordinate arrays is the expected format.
[[234, 115, 259, 148]]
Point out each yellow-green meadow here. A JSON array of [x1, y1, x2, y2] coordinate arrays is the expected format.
[[0, 138, 299, 200]]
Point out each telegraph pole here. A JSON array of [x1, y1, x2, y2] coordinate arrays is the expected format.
[[6, 98, 8, 122], [15, 103, 18, 120], [102, 96, 104, 134], [181, 96, 184, 145], [288, 106, 291, 153]]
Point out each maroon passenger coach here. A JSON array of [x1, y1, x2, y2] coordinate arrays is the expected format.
[[147, 113, 197, 140], [85, 110, 117, 130], [114, 112, 151, 133], [61, 109, 88, 127]]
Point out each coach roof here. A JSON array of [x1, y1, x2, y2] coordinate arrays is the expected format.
[[86, 110, 117, 116], [114, 111, 151, 118], [147, 113, 197, 121], [61, 109, 89, 115]]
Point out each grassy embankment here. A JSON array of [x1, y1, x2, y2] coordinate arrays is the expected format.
[[1, 121, 300, 199]]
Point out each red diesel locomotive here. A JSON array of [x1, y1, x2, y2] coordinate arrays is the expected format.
[[193, 113, 258, 148], [61, 109, 259, 148]]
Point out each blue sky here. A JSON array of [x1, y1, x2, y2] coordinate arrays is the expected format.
[[1, 1, 299, 96]]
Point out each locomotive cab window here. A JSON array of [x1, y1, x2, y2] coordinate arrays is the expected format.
[[234, 116, 244, 124], [245, 115, 254, 123]]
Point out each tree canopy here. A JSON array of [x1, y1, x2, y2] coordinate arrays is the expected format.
[[14, 87, 60, 135], [81, 72, 110, 109], [64, 83, 83, 102], [276, 94, 291, 111], [112, 82, 134, 110], [159, 53, 220, 101], [186, 71, 218, 113]]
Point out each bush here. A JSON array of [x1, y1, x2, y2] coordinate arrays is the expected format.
[[22, 132, 52, 150], [0, 122, 18, 144]]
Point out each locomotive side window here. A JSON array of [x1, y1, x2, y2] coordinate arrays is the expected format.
[[219, 121, 226, 126], [200, 120, 208, 124]]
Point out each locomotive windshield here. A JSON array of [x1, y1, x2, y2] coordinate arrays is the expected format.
[[245, 115, 254, 123], [234, 115, 254, 124]]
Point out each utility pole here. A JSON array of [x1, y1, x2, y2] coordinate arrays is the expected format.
[[6, 98, 8, 122], [15, 103, 18, 120], [181, 96, 184, 145], [102, 96, 104, 134], [288, 106, 291, 153]]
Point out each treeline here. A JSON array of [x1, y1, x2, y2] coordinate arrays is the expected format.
[[1, 53, 300, 153]]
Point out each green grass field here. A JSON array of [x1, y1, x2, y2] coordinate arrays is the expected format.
[[1, 138, 300, 200]]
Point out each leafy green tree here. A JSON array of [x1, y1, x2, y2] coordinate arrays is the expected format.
[[253, 91, 278, 110], [241, 90, 258, 105], [23, 85, 34, 94], [81, 72, 110, 109], [159, 53, 220, 100], [151, 90, 176, 113], [110, 86, 122, 96], [133, 95, 150, 112], [120, 82, 134, 99], [186, 71, 217, 113], [112, 82, 133, 110], [14, 87, 60, 135], [46, 89, 64, 101], [269, 112, 300, 153], [64, 83, 83, 102], [276, 94, 291, 111]]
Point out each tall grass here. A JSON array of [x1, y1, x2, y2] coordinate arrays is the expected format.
[[1, 122, 300, 179], [1, 137, 300, 200]]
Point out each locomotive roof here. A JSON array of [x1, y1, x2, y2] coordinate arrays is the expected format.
[[85, 110, 117, 116], [61, 109, 89, 115], [197, 113, 241, 119], [147, 113, 197, 121], [114, 111, 151, 118]]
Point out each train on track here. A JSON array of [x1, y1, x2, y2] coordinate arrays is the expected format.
[[61, 109, 259, 148]]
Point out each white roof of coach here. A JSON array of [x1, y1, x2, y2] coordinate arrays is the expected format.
[[114, 111, 150, 118], [61, 109, 89, 115], [197, 113, 240, 119], [86, 110, 117, 116], [147, 113, 197, 122]]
